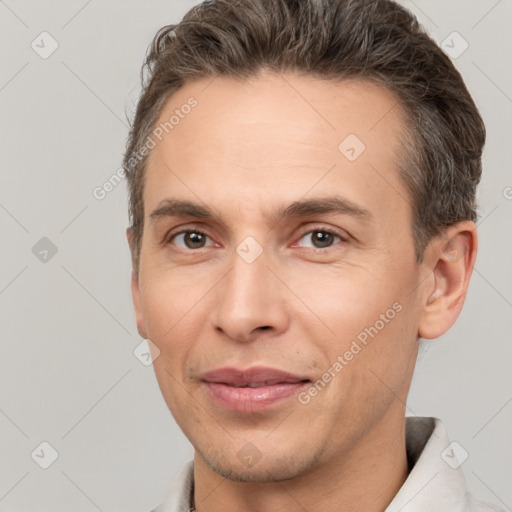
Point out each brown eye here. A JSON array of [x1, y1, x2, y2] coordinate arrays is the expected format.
[[312, 231, 335, 248], [169, 230, 213, 250], [297, 228, 344, 249]]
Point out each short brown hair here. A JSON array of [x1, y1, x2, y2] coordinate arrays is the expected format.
[[123, 0, 485, 272]]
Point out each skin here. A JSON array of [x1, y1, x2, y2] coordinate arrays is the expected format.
[[127, 71, 477, 512]]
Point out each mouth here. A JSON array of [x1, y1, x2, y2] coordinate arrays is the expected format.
[[199, 366, 311, 413], [218, 379, 307, 387]]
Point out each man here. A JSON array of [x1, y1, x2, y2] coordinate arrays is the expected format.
[[123, 0, 502, 510]]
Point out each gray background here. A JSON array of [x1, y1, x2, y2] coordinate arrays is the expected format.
[[0, 0, 511, 510]]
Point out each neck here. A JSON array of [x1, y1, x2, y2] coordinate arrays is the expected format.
[[192, 410, 409, 512]]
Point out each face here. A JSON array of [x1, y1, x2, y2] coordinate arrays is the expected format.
[[130, 72, 426, 482]]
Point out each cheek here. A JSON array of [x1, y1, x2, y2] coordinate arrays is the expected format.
[[139, 266, 220, 391], [139, 265, 211, 342], [307, 303, 416, 431], [289, 265, 416, 391], [288, 266, 395, 343]]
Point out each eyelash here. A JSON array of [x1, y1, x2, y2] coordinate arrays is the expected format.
[[165, 225, 347, 251]]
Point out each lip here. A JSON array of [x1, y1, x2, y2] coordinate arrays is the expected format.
[[199, 366, 311, 413]]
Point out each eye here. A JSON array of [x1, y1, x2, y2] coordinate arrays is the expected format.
[[296, 227, 345, 249], [166, 226, 346, 252], [167, 229, 216, 250]]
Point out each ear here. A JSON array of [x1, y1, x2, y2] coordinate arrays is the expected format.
[[418, 221, 478, 340], [126, 228, 148, 339]]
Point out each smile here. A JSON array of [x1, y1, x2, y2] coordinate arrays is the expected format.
[[199, 366, 311, 413]]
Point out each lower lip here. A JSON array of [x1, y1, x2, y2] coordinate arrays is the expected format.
[[203, 381, 309, 413]]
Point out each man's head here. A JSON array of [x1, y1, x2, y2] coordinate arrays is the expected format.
[[123, 0, 484, 485]]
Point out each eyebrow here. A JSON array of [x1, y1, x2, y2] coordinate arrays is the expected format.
[[149, 196, 372, 224]]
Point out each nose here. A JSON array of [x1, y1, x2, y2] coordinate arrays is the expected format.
[[211, 247, 289, 343]]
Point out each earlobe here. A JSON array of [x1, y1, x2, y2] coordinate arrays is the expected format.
[[418, 221, 478, 340]]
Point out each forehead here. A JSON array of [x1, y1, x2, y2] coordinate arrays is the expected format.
[[153, 72, 406, 154], [143, 72, 410, 224]]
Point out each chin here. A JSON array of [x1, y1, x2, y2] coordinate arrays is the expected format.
[[198, 444, 322, 483]]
